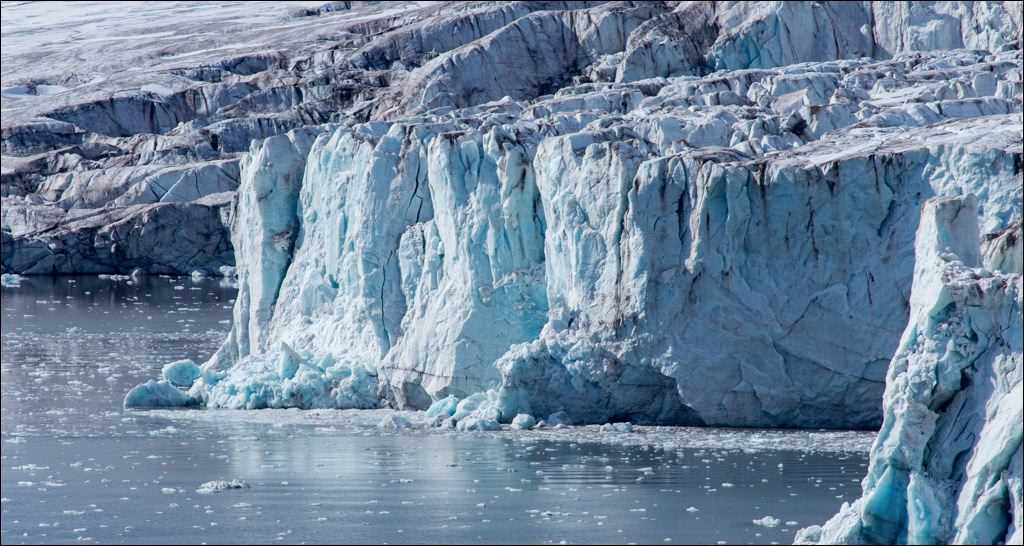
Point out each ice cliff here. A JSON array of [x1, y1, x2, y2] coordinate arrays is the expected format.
[[797, 195, 1022, 545], [116, 2, 1023, 435]]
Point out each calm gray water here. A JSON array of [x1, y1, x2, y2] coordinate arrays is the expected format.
[[2, 276, 871, 545]]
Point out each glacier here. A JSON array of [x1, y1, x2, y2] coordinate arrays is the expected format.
[[797, 195, 1022, 545], [6, 2, 1020, 543], [115, 2, 1023, 433]]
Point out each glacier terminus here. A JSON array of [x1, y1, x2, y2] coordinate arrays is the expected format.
[[1, 1, 1021, 545]]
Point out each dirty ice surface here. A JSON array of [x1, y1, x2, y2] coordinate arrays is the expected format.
[[1, 276, 872, 544]]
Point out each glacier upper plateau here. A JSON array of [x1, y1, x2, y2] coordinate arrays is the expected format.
[[2, 1, 1022, 545]]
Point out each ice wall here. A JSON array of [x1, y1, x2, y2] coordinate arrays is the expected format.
[[124, 2, 1023, 432], [797, 195, 1023, 545]]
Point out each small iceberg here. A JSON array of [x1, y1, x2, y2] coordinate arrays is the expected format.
[[162, 359, 201, 388], [1, 273, 25, 287], [196, 479, 249, 494], [753, 516, 781, 528], [123, 380, 198, 409], [510, 414, 536, 430]]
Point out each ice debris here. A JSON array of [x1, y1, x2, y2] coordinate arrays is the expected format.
[[161, 360, 201, 388], [378, 414, 414, 432], [123, 380, 198, 409], [600, 422, 634, 434], [1, 273, 24, 287], [202, 343, 380, 410], [752, 516, 781, 528], [425, 395, 459, 419], [510, 414, 537, 431], [196, 480, 249, 494]]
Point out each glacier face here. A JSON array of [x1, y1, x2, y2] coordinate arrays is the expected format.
[[119, 2, 1022, 432], [797, 195, 1022, 545]]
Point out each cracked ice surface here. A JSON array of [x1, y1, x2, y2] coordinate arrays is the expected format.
[[798, 195, 1023, 545], [125, 3, 1023, 434]]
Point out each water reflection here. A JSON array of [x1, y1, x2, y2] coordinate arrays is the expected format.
[[2, 277, 867, 544]]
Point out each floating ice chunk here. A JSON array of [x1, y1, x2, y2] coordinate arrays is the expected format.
[[455, 416, 501, 432], [426, 395, 460, 419], [686, 506, 700, 513], [161, 359, 201, 388], [1, 273, 25, 287], [161, 488, 177, 495], [123, 380, 198, 409], [378, 414, 414, 431], [190, 270, 207, 281], [600, 422, 633, 433], [546, 411, 573, 427], [217, 266, 237, 278], [196, 479, 249, 494], [511, 414, 536, 430], [753, 516, 781, 528]]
